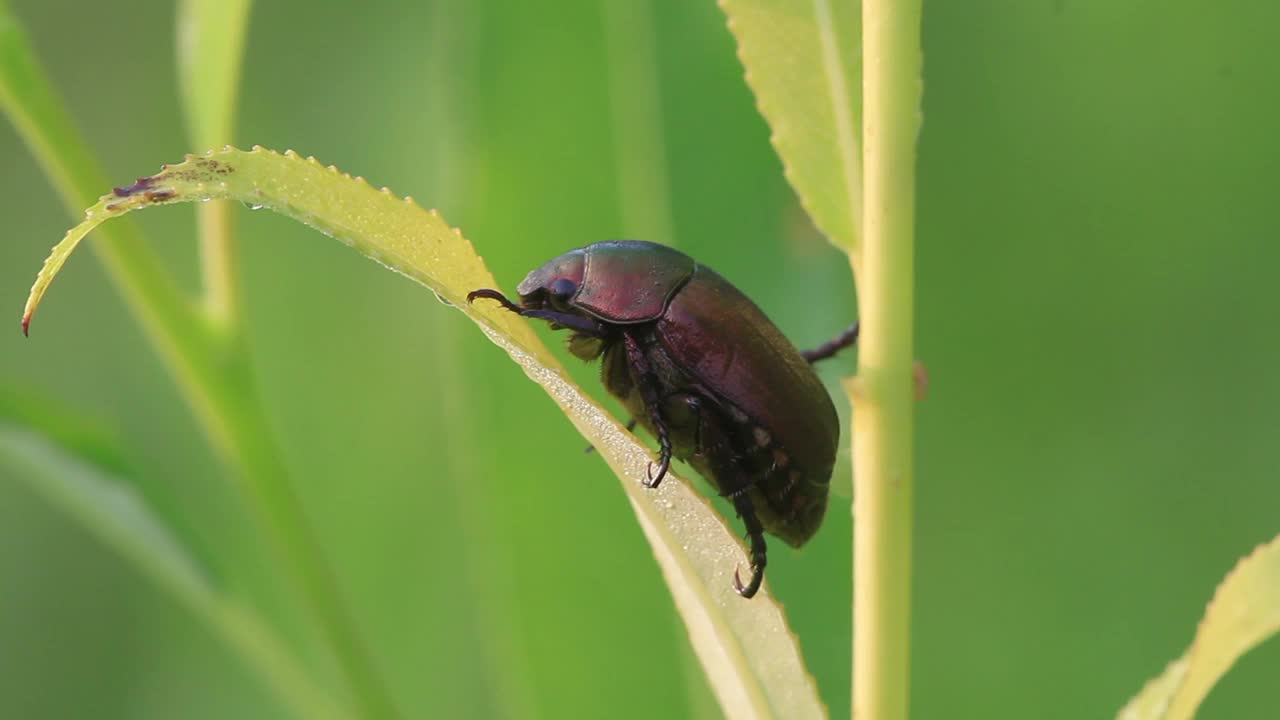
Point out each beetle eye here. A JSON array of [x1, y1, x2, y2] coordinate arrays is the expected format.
[[548, 278, 577, 305]]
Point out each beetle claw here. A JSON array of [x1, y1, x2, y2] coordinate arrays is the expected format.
[[732, 564, 764, 598], [643, 457, 670, 489], [728, 491, 767, 599]]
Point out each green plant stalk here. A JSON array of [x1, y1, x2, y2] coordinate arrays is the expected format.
[[1, 11, 397, 719], [196, 198, 238, 327], [177, 0, 253, 328], [850, 0, 921, 718]]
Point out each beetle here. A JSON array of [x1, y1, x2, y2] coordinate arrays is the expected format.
[[468, 240, 858, 598]]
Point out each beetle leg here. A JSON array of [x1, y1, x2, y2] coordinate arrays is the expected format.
[[623, 331, 673, 489], [801, 321, 860, 363], [583, 417, 638, 454], [729, 488, 768, 598], [467, 288, 607, 336]]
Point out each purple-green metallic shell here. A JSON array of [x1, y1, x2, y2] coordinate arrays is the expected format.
[[658, 266, 838, 545], [518, 241, 694, 324], [516, 240, 837, 546], [516, 248, 587, 298]]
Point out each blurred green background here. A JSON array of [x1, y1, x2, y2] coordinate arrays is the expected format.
[[2, 0, 1279, 717]]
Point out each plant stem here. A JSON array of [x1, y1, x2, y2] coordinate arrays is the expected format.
[[851, 0, 921, 718], [177, 0, 252, 329], [197, 200, 239, 327]]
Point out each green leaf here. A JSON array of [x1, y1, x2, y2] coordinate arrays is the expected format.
[[1118, 534, 1280, 720], [718, 0, 862, 253], [0, 385, 130, 476], [0, 2, 213, 404], [21, 146, 826, 720], [0, 422, 349, 720]]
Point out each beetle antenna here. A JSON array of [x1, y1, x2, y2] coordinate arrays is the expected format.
[[467, 288, 521, 312], [468, 288, 606, 336]]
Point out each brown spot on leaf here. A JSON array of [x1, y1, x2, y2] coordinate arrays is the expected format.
[[113, 176, 158, 197]]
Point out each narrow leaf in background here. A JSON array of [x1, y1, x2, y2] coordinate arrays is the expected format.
[[1119, 534, 1280, 720], [718, 0, 862, 254], [0, 423, 348, 720]]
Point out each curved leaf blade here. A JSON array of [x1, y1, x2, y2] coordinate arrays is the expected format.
[[719, 0, 862, 253], [20, 146, 825, 720], [1119, 534, 1280, 720], [0, 422, 348, 720]]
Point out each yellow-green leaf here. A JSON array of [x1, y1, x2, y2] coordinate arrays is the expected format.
[[719, 0, 862, 253], [21, 146, 825, 720], [1119, 534, 1280, 720]]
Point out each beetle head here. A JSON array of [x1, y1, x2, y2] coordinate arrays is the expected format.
[[515, 248, 587, 312], [470, 241, 695, 351], [524, 241, 696, 324], [468, 247, 605, 357]]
